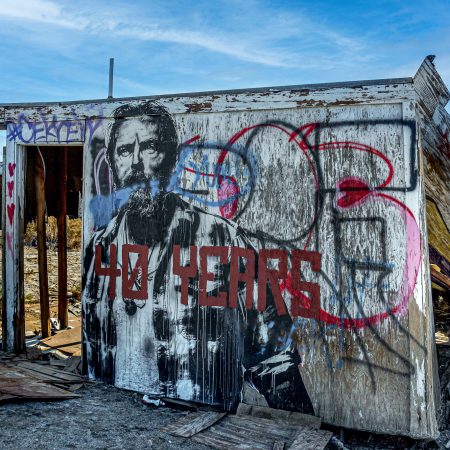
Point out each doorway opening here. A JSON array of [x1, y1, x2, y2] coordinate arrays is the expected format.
[[22, 145, 83, 348]]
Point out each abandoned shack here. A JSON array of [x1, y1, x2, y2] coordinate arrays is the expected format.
[[1, 55, 449, 440]]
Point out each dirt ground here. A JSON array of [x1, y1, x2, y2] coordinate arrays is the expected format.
[[0, 378, 448, 450], [22, 247, 82, 333], [0, 383, 212, 450]]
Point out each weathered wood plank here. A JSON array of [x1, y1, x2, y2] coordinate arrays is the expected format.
[[287, 429, 333, 450], [57, 146, 68, 329], [161, 411, 227, 437], [224, 416, 296, 441], [161, 397, 199, 411], [15, 361, 82, 382], [38, 326, 81, 350], [192, 415, 291, 449], [191, 413, 332, 450], [236, 403, 321, 429], [34, 148, 50, 338], [192, 424, 271, 450], [0, 375, 79, 400]]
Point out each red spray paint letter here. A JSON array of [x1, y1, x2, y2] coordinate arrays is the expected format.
[[94, 244, 121, 301], [173, 245, 198, 305], [291, 250, 321, 318], [258, 249, 288, 315], [199, 246, 228, 307], [122, 244, 149, 300], [229, 247, 255, 309]]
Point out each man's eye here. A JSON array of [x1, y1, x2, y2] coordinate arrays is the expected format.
[[140, 141, 158, 153], [117, 145, 133, 156]]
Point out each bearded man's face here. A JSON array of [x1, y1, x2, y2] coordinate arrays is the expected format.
[[111, 118, 170, 220], [112, 119, 165, 188]]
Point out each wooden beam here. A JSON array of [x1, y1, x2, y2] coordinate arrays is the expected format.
[[431, 266, 450, 290], [58, 147, 68, 329], [35, 148, 50, 338]]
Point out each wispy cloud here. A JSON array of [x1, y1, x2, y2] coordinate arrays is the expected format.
[[0, 0, 367, 69], [0, 0, 88, 29]]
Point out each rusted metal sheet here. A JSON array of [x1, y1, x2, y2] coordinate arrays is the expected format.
[[1, 58, 448, 439]]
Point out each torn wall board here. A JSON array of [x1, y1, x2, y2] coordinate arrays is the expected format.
[[1, 56, 449, 439]]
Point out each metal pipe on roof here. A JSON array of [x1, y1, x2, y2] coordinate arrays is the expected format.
[[108, 58, 114, 99]]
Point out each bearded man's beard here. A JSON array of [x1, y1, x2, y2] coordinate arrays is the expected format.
[[124, 187, 167, 245]]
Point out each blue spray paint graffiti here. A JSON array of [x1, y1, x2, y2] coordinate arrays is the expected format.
[[6, 112, 104, 144], [89, 142, 259, 229]]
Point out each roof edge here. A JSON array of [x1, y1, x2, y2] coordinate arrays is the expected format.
[[0, 77, 413, 109]]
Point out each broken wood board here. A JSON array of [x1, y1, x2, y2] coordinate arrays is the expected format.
[[236, 403, 321, 429], [0, 368, 79, 402], [289, 429, 333, 450], [15, 361, 82, 383], [162, 397, 199, 411], [0, 353, 85, 403], [37, 326, 82, 356], [161, 411, 227, 437], [63, 356, 82, 374], [161, 411, 333, 450]]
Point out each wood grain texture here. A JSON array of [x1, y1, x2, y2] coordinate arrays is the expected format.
[[161, 411, 227, 437]]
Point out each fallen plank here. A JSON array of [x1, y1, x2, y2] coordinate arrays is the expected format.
[[236, 403, 321, 429], [38, 326, 81, 356], [192, 414, 331, 450], [162, 397, 199, 411], [192, 415, 294, 449], [288, 428, 333, 450], [15, 361, 82, 382], [225, 415, 298, 441], [192, 424, 271, 450], [161, 411, 227, 437], [49, 359, 68, 368], [64, 356, 82, 374], [52, 382, 85, 392], [39, 343, 82, 357], [0, 375, 79, 401]]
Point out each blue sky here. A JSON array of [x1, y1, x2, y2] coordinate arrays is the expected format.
[[1, 0, 450, 150]]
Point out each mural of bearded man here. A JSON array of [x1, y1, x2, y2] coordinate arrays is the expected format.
[[83, 100, 314, 413]]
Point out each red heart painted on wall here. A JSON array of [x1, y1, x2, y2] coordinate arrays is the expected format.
[[8, 163, 16, 177], [7, 180, 14, 199], [336, 177, 372, 208], [7, 203, 15, 225]]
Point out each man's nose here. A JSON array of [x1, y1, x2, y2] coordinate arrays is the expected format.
[[132, 139, 142, 166]]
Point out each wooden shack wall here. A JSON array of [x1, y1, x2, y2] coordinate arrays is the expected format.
[[0, 75, 442, 438]]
